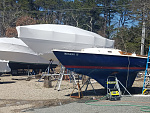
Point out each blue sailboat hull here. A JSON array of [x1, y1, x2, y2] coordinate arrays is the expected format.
[[53, 50, 147, 88]]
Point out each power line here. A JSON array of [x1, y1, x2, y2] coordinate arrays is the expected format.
[[0, 4, 132, 12]]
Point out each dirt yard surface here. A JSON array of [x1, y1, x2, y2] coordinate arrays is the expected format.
[[0, 75, 145, 113]]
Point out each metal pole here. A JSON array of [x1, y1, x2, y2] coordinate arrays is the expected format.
[[141, 21, 145, 55], [141, 3, 146, 55]]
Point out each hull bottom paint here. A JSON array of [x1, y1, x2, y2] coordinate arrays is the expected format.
[[66, 67, 139, 88], [53, 48, 147, 88]]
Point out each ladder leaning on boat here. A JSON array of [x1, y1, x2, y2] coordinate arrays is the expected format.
[[142, 45, 150, 94]]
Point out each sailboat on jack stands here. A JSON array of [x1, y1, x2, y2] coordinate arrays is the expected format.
[[52, 48, 147, 88]]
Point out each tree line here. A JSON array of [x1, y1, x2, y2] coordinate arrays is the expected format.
[[0, 0, 150, 54]]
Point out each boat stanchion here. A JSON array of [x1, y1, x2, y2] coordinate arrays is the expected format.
[[70, 75, 83, 99]]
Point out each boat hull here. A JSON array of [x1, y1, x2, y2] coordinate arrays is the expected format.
[[53, 50, 147, 88], [20, 37, 97, 61], [17, 24, 114, 61], [0, 38, 54, 73]]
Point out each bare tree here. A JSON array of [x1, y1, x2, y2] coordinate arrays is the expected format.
[[130, 0, 150, 55], [6, 16, 36, 37], [0, 0, 22, 37], [16, 16, 36, 26], [6, 27, 17, 37]]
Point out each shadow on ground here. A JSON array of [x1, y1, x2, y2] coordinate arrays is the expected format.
[[128, 87, 143, 94], [65, 87, 143, 97], [0, 81, 16, 84]]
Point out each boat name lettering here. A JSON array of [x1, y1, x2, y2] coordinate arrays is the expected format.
[[64, 53, 78, 56]]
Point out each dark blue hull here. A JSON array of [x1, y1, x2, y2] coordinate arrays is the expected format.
[[53, 50, 147, 88]]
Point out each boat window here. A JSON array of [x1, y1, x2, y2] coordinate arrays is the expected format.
[[108, 51, 112, 53]]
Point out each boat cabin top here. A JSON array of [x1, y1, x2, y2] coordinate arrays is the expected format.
[[81, 48, 146, 57]]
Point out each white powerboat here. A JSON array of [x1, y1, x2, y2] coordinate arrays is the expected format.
[[16, 24, 114, 61]]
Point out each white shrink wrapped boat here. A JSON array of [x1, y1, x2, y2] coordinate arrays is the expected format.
[[0, 37, 53, 71], [0, 60, 11, 73], [0, 37, 48, 64], [16, 24, 114, 61]]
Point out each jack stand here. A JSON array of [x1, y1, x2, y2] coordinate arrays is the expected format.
[[26, 65, 33, 81], [70, 82, 83, 99], [38, 59, 54, 82], [70, 75, 83, 99], [54, 66, 77, 91], [118, 79, 132, 96], [81, 77, 96, 94], [27, 65, 30, 77], [47, 59, 54, 74]]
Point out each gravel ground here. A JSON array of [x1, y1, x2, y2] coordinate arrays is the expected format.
[[0, 75, 148, 113], [0, 75, 102, 113]]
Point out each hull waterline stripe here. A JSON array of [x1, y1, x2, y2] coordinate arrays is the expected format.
[[64, 65, 145, 70]]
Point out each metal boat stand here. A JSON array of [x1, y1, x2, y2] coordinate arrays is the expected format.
[[26, 65, 35, 81], [38, 59, 54, 82], [70, 75, 83, 98], [38, 62, 77, 91], [54, 65, 77, 91], [80, 77, 96, 94]]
